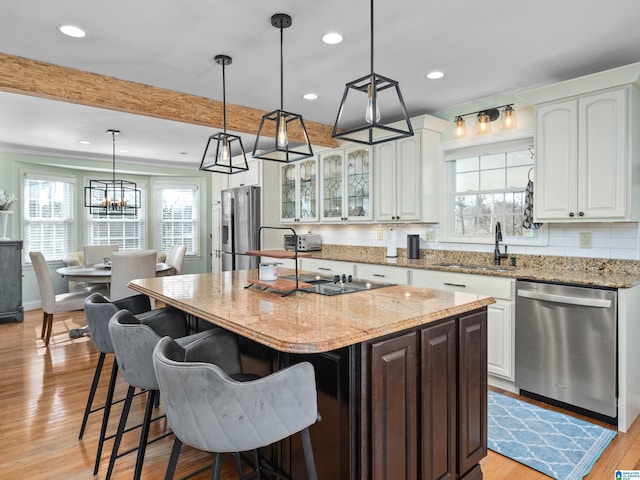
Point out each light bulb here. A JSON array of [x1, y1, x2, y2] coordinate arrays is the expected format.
[[501, 105, 517, 130], [476, 112, 491, 134], [454, 116, 466, 139], [277, 117, 288, 148], [365, 84, 381, 124], [219, 138, 231, 163]]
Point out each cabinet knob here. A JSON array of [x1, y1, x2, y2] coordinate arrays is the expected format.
[[569, 212, 575, 217], [578, 211, 584, 217]]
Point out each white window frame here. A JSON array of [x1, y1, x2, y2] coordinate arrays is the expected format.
[[23, 171, 76, 263], [85, 178, 147, 250], [154, 180, 200, 257], [440, 136, 548, 246]]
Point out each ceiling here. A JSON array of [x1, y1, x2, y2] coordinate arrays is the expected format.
[[1, 0, 640, 170]]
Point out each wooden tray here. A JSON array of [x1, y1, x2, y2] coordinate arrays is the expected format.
[[247, 277, 312, 292], [245, 249, 312, 259]]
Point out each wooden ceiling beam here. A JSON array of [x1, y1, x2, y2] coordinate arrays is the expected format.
[[0, 52, 338, 148]]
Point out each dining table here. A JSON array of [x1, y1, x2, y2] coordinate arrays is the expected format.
[[56, 262, 174, 284]]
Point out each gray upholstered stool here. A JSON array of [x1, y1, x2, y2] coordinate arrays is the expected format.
[[107, 309, 236, 480], [153, 336, 319, 480]]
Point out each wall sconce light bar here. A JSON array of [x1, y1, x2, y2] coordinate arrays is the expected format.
[[453, 104, 516, 139]]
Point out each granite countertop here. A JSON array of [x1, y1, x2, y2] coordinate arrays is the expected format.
[[129, 270, 494, 354], [308, 245, 640, 289]]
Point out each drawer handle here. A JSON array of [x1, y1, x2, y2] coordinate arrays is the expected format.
[[317, 267, 331, 271], [373, 274, 386, 278], [444, 282, 466, 288]]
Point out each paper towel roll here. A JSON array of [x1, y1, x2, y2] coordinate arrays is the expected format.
[[386, 228, 397, 258]]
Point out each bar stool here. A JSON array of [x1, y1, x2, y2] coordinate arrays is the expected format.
[[153, 336, 319, 480], [106, 309, 241, 480], [81, 293, 187, 475]]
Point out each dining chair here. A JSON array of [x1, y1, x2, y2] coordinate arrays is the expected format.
[[83, 244, 119, 267], [106, 309, 239, 480], [29, 251, 89, 346], [81, 292, 187, 474], [153, 336, 319, 480], [109, 250, 156, 301], [165, 245, 187, 275]]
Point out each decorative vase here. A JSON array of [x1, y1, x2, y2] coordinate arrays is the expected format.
[[0, 210, 12, 240]]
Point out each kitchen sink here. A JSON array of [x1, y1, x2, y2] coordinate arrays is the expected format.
[[432, 262, 514, 273]]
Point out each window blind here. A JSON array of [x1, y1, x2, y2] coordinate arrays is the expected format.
[[155, 182, 199, 256]]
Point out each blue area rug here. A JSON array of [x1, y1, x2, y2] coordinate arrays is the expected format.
[[488, 391, 617, 480]]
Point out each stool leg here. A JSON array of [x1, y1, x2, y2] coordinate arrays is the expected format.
[[210, 452, 223, 480], [133, 390, 157, 480], [300, 428, 318, 480], [43, 313, 54, 346], [94, 360, 119, 474], [106, 385, 135, 480], [79, 352, 106, 439], [164, 438, 182, 480]]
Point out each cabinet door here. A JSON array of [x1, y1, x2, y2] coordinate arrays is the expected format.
[[578, 88, 627, 219], [374, 142, 397, 221], [320, 150, 344, 221], [345, 146, 372, 221], [421, 320, 456, 480], [396, 136, 421, 221], [458, 310, 487, 476], [487, 301, 513, 380], [297, 158, 318, 222], [535, 99, 579, 220], [280, 163, 298, 222], [369, 331, 418, 480], [229, 158, 260, 188]]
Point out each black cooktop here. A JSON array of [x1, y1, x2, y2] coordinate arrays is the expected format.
[[280, 273, 396, 296]]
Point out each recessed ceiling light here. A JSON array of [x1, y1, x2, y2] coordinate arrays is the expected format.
[[118, 149, 128, 154], [79, 140, 91, 145], [303, 93, 318, 100], [322, 32, 343, 45], [426, 71, 445, 80], [57, 24, 86, 38]]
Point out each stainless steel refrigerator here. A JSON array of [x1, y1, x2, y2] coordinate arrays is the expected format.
[[221, 185, 260, 271]]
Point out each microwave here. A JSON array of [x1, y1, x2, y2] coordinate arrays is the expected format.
[[284, 234, 322, 251]]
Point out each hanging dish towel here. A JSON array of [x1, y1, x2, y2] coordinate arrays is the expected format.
[[523, 178, 543, 230]]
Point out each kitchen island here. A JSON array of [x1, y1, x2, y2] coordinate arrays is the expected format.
[[129, 269, 495, 480]]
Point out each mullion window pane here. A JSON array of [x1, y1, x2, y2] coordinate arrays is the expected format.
[[156, 184, 199, 256]]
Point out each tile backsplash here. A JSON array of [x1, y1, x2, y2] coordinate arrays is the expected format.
[[296, 223, 639, 261]]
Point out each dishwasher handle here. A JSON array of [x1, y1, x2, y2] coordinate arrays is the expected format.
[[517, 289, 612, 308]]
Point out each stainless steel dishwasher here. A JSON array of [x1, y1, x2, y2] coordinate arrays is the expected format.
[[515, 280, 617, 421]]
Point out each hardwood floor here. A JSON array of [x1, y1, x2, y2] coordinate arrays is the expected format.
[[1, 307, 639, 479]]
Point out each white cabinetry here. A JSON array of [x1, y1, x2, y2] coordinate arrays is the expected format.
[[534, 86, 640, 222], [228, 159, 261, 188], [374, 116, 447, 222], [355, 263, 409, 284], [299, 258, 356, 277], [279, 158, 319, 223], [410, 269, 515, 381], [319, 145, 373, 222]]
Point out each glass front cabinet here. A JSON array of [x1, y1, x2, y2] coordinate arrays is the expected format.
[[279, 158, 318, 223], [320, 146, 372, 222]]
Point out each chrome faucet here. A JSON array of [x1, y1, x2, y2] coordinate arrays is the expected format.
[[494, 222, 508, 265]]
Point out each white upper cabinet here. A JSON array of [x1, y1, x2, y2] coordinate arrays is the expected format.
[[279, 158, 319, 223], [319, 145, 373, 222], [228, 158, 261, 188], [534, 87, 637, 221]]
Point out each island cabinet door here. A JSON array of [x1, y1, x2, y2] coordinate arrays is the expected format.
[[368, 331, 418, 480], [458, 310, 488, 477], [420, 320, 457, 480]]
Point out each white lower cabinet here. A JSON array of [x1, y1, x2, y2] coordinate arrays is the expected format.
[[299, 258, 356, 277], [355, 263, 410, 285], [409, 269, 515, 381]]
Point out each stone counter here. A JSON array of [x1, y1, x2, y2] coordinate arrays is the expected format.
[[310, 245, 640, 289], [129, 269, 494, 353]]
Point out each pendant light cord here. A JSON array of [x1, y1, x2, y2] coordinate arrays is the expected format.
[[370, 0, 374, 77], [280, 23, 284, 111], [111, 131, 116, 183], [222, 61, 227, 133]]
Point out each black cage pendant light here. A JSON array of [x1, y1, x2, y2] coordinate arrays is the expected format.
[[200, 55, 250, 174], [252, 13, 314, 162], [332, 0, 413, 145], [84, 129, 141, 216]]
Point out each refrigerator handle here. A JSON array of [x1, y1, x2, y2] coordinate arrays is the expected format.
[[222, 225, 229, 245]]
